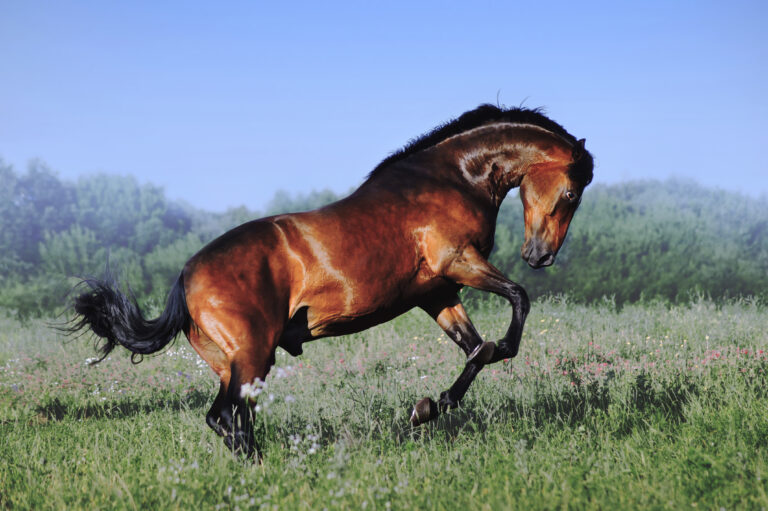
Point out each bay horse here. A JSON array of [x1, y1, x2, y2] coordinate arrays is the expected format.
[[69, 104, 593, 458]]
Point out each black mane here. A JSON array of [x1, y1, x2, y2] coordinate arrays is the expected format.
[[368, 104, 593, 186]]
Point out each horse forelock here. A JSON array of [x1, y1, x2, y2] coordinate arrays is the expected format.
[[568, 148, 594, 188]]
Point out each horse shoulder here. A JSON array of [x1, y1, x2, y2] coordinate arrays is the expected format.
[[410, 197, 495, 275]]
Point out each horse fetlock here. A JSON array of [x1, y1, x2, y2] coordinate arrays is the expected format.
[[438, 390, 459, 412]]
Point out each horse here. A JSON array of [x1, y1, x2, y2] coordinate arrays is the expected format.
[[69, 104, 594, 459]]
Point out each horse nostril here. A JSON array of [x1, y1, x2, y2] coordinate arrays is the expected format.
[[529, 252, 555, 268], [539, 253, 555, 266]]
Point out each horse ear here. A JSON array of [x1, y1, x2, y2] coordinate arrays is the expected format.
[[572, 138, 586, 161]]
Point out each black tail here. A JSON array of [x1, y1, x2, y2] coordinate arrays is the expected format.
[[68, 274, 190, 363]]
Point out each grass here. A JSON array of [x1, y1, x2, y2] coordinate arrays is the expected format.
[[2, 297, 768, 510]]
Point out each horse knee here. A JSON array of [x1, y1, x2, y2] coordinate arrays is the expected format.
[[505, 283, 530, 316]]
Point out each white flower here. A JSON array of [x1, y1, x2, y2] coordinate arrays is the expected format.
[[240, 378, 266, 399], [273, 366, 294, 378]]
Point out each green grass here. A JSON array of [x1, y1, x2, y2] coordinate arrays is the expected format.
[[2, 298, 768, 510]]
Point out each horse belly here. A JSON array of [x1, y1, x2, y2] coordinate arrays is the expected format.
[[297, 267, 445, 340], [310, 301, 415, 337]]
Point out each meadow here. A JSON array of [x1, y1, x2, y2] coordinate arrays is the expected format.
[[2, 297, 768, 510]]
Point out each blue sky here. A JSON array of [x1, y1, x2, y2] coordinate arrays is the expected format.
[[1, 1, 766, 212]]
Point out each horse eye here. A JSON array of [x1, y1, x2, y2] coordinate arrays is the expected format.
[[565, 191, 578, 202]]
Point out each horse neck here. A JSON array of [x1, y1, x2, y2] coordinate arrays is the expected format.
[[426, 123, 569, 208]]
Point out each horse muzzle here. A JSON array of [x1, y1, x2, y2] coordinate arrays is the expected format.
[[522, 241, 556, 269], [528, 252, 555, 269]]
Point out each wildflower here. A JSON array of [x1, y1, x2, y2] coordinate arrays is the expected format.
[[273, 366, 293, 378], [240, 378, 266, 400]]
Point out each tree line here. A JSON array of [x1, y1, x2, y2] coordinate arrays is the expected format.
[[1, 159, 766, 318]]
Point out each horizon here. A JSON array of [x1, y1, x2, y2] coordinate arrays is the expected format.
[[2, 1, 766, 212]]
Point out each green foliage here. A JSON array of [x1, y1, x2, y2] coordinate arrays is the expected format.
[[0, 163, 196, 318], [0, 158, 766, 320], [143, 233, 204, 299], [0, 160, 75, 275], [39, 225, 100, 277]]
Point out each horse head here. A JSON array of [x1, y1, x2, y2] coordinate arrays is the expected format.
[[519, 138, 593, 268]]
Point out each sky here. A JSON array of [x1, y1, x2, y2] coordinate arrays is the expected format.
[[1, 1, 766, 212]]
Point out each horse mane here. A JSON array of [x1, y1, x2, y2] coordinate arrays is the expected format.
[[367, 104, 593, 187]]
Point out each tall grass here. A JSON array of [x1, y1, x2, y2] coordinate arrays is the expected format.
[[1, 298, 767, 509]]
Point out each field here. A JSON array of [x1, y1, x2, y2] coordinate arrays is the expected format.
[[2, 298, 768, 510]]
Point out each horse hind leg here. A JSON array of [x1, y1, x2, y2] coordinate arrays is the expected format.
[[187, 325, 233, 437], [191, 310, 281, 459], [207, 382, 231, 437], [224, 332, 280, 460]]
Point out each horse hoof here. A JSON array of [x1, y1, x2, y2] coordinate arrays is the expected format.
[[467, 341, 496, 365], [410, 397, 438, 426]]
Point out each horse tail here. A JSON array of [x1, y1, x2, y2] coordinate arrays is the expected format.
[[69, 274, 190, 364]]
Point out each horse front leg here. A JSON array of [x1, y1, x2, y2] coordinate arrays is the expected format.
[[410, 246, 530, 426], [444, 245, 530, 364], [411, 294, 497, 426]]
